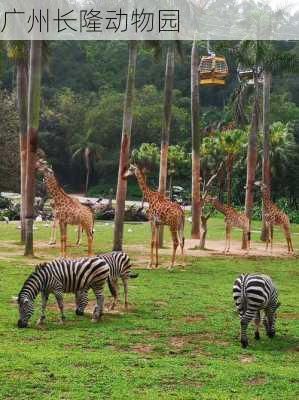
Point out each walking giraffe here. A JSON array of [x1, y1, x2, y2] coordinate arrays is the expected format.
[[255, 181, 294, 253], [204, 195, 250, 253], [36, 159, 94, 257], [123, 164, 185, 270]]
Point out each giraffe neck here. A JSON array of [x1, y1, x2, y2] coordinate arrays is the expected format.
[[135, 169, 152, 201], [262, 189, 272, 209], [212, 198, 228, 215], [44, 174, 69, 205]]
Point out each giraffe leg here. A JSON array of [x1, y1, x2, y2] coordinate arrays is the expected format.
[[154, 224, 159, 268], [225, 224, 232, 253], [265, 223, 270, 251], [49, 218, 58, 245], [59, 222, 67, 257], [227, 225, 232, 253], [148, 222, 155, 269], [168, 228, 179, 271], [224, 223, 228, 253], [270, 225, 274, 253], [243, 229, 249, 255], [76, 225, 82, 246], [84, 225, 93, 256], [283, 225, 294, 254]]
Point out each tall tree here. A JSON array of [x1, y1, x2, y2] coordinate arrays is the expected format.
[[113, 40, 138, 251], [217, 127, 245, 206], [158, 44, 175, 247], [24, 40, 42, 256], [7, 41, 28, 243], [260, 43, 298, 240], [191, 39, 201, 239]]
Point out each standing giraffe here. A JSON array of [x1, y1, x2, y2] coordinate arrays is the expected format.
[[255, 181, 294, 253], [204, 195, 250, 253], [36, 159, 94, 257], [123, 164, 185, 270]]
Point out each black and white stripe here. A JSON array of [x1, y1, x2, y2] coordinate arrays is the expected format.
[[233, 273, 280, 348], [78, 252, 138, 311], [17, 257, 110, 328]]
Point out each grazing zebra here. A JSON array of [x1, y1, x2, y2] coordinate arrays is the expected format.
[[77, 252, 138, 312], [17, 257, 111, 328], [233, 273, 280, 348]]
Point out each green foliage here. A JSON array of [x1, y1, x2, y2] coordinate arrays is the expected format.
[[0, 90, 20, 192]]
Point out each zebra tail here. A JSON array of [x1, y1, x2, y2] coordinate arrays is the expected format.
[[107, 277, 117, 298], [128, 271, 139, 279]]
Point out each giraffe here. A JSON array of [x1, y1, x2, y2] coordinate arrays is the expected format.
[[48, 198, 103, 246], [255, 181, 294, 253], [204, 195, 250, 253], [36, 159, 94, 257], [123, 164, 185, 270]]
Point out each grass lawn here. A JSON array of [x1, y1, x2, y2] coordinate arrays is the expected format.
[[0, 219, 298, 399]]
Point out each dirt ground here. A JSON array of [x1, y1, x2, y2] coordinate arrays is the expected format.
[[125, 238, 297, 269]]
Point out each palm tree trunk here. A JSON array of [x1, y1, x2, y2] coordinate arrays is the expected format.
[[260, 70, 271, 241], [84, 147, 91, 196], [24, 41, 42, 256], [113, 40, 137, 251], [243, 76, 260, 248], [158, 45, 175, 248], [227, 153, 234, 206], [17, 60, 28, 244], [191, 40, 201, 239]]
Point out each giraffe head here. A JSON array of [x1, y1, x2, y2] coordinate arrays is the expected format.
[[204, 194, 217, 205], [254, 181, 267, 192], [36, 159, 53, 177], [123, 164, 138, 179]]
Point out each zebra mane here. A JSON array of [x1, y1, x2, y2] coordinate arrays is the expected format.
[[18, 270, 43, 301]]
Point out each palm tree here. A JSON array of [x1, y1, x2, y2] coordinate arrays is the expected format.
[[259, 42, 298, 240], [113, 40, 138, 251], [24, 40, 42, 256], [217, 127, 245, 206], [191, 39, 201, 239], [7, 41, 29, 243]]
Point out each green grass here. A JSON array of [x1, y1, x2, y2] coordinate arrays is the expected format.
[[0, 219, 299, 399]]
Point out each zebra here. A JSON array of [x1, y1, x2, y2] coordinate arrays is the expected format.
[[76, 252, 138, 312], [17, 256, 111, 328], [233, 273, 280, 348]]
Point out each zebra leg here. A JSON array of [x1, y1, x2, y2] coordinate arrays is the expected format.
[[254, 311, 261, 340], [110, 279, 119, 310], [54, 291, 66, 324], [240, 311, 255, 348], [36, 291, 49, 326], [91, 283, 105, 322], [122, 276, 129, 311], [264, 310, 276, 338], [75, 290, 88, 316]]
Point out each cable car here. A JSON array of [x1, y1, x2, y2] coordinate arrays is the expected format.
[[198, 53, 229, 85], [237, 66, 263, 85]]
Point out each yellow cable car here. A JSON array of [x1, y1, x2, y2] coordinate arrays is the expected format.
[[199, 55, 229, 85]]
